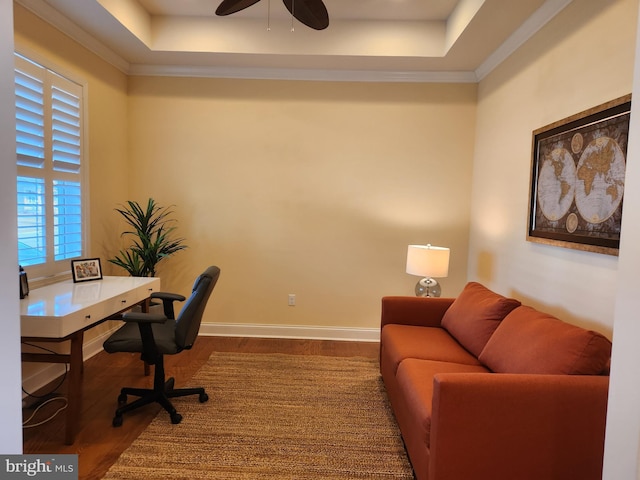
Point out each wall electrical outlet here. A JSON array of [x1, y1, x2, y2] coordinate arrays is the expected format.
[[288, 294, 296, 306]]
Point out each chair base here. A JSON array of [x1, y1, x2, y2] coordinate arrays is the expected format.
[[111, 360, 209, 427]]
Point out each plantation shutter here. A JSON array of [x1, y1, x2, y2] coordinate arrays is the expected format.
[[51, 75, 83, 261], [15, 54, 85, 274]]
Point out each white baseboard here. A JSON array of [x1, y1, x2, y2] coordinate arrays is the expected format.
[[199, 323, 380, 343]]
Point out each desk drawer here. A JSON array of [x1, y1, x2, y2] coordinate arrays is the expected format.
[[79, 280, 160, 330]]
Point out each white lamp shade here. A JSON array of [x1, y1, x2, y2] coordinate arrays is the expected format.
[[406, 245, 450, 278]]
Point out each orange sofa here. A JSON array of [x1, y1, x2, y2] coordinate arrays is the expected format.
[[380, 282, 612, 480]]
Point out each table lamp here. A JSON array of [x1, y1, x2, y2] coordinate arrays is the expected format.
[[406, 244, 450, 297]]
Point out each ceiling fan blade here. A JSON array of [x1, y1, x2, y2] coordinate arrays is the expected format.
[[282, 0, 329, 30], [216, 0, 263, 16]]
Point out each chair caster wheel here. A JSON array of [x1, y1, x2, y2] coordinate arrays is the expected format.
[[112, 415, 123, 427], [199, 393, 209, 403], [117, 393, 127, 405], [170, 413, 182, 424]]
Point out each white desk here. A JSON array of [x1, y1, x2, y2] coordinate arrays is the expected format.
[[20, 276, 161, 444]]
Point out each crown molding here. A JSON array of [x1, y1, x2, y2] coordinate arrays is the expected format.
[[128, 63, 479, 83], [475, 0, 573, 81], [15, 0, 131, 74]]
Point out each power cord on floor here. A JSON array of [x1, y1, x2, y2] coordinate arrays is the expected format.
[[22, 395, 68, 428], [21, 341, 69, 428]]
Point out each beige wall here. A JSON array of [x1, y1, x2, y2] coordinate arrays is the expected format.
[[127, 77, 477, 330], [12, 0, 635, 346], [469, 0, 638, 337], [14, 3, 477, 335]]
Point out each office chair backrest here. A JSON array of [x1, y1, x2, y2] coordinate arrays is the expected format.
[[175, 266, 221, 349]]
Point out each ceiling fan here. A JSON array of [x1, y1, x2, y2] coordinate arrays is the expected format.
[[215, 0, 329, 30]]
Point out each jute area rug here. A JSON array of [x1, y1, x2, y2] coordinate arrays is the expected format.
[[103, 352, 414, 480]]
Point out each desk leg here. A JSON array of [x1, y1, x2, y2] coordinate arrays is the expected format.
[[143, 299, 151, 376], [65, 331, 84, 445]]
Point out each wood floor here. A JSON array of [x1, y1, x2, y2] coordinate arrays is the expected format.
[[22, 336, 380, 480]]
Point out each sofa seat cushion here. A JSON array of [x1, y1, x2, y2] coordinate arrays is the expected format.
[[396, 358, 490, 448], [381, 324, 482, 375], [441, 282, 521, 357], [479, 306, 613, 375]]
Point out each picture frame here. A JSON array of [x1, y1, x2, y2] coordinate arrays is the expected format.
[[71, 258, 103, 283], [527, 94, 631, 256]]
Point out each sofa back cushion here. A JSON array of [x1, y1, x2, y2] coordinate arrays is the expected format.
[[478, 306, 612, 375], [441, 282, 521, 357]]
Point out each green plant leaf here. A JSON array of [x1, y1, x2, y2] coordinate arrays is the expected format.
[[109, 198, 188, 277]]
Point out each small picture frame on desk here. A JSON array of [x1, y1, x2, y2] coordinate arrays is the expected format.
[[71, 258, 103, 283]]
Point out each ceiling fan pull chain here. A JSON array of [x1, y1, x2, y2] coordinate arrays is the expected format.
[[291, 0, 295, 32], [267, 0, 271, 31]]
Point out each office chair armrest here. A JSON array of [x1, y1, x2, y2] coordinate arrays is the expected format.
[[151, 292, 187, 302], [150, 292, 187, 320], [122, 311, 168, 324]]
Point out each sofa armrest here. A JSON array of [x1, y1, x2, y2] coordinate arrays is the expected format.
[[429, 373, 609, 480], [381, 296, 454, 329]]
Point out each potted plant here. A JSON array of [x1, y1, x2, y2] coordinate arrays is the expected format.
[[109, 198, 187, 277]]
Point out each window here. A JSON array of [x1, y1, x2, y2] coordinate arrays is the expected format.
[[15, 53, 86, 279]]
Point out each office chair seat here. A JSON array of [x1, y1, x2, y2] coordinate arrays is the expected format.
[[105, 318, 181, 355], [103, 266, 220, 427]]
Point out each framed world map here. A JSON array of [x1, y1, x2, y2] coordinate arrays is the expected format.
[[528, 95, 631, 255]]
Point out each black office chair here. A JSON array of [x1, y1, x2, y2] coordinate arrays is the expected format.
[[103, 266, 221, 427]]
